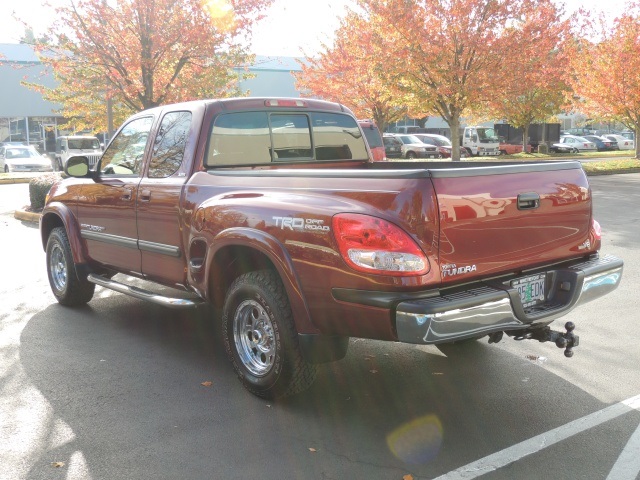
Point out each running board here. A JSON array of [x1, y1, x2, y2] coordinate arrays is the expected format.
[[87, 274, 205, 309]]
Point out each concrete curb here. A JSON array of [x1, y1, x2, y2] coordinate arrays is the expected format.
[[0, 177, 33, 185], [14, 209, 41, 223]]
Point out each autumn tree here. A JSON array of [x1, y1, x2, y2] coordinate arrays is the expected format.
[[569, 2, 640, 159], [295, 10, 409, 132], [484, 0, 571, 153], [25, 0, 273, 133], [359, 0, 552, 160]]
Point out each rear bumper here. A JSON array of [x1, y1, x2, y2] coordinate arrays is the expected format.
[[395, 254, 623, 345]]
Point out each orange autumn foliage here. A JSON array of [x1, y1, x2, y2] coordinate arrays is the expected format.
[[25, 0, 273, 133], [358, 0, 561, 159], [570, 2, 640, 158], [295, 10, 409, 132]]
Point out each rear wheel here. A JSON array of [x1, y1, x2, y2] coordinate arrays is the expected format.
[[222, 270, 316, 399], [46, 227, 95, 306]]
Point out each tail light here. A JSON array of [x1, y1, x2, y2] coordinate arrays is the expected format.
[[592, 218, 602, 240], [332, 213, 429, 276]]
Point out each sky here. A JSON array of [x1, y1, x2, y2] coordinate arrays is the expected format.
[[0, 0, 631, 58]]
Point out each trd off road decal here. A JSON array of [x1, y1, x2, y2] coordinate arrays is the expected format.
[[273, 217, 330, 232]]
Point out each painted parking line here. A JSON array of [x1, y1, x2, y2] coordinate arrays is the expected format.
[[435, 394, 640, 480], [606, 420, 640, 480]]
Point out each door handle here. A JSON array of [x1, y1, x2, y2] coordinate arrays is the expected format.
[[121, 188, 133, 201], [140, 190, 151, 202], [517, 192, 540, 210]]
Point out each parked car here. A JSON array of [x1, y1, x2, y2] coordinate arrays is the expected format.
[[550, 135, 597, 153], [382, 135, 403, 158], [388, 134, 439, 159], [603, 134, 635, 150], [40, 96, 622, 399], [413, 133, 467, 158], [358, 120, 386, 161], [0, 145, 53, 173], [582, 135, 616, 151]]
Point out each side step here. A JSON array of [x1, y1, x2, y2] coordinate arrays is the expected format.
[[87, 274, 205, 309]]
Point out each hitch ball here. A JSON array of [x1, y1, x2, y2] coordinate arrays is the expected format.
[[559, 322, 578, 357]]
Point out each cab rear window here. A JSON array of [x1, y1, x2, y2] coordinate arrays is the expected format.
[[205, 111, 368, 166]]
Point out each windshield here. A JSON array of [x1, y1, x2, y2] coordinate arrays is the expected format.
[[476, 128, 498, 142], [398, 135, 422, 144], [68, 138, 100, 150], [422, 136, 451, 147], [5, 147, 40, 159]]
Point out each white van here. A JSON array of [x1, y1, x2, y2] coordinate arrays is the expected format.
[[55, 135, 102, 171]]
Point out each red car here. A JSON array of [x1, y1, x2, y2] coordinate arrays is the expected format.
[[358, 119, 386, 161]]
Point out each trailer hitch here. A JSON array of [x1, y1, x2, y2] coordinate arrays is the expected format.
[[511, 321, 579, 357]]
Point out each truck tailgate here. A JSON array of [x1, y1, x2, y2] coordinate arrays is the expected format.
[[430, 162, 592, 283]]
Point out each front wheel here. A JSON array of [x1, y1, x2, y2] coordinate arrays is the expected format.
[[46, 227, 95, 306], [222, 270, 316, 399], [406, 151, 416, 159]]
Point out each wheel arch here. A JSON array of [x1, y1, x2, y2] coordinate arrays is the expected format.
[[40, 204, 88, 265], [206, 228, 317, 335]]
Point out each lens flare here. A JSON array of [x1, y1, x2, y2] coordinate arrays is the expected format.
[[386, 415, 443, 465], [202, 0, 235, 31], [202, 0, 232, 18]]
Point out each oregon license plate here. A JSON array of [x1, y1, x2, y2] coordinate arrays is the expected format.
[[511, 273, 546, 308]]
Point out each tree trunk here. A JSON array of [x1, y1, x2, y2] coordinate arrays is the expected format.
[[523, 123, 530, 154], [449, 115, 462, 161]]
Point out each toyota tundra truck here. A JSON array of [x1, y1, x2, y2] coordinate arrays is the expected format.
[[40, 97, 623, 399]]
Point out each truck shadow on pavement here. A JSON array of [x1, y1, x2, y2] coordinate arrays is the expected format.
[[19, 296, 637, 480]]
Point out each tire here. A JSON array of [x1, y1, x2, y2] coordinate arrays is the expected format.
[[222, 270, 316, 399], [46, 227, 95, 306], [406, 151, 416, 159]]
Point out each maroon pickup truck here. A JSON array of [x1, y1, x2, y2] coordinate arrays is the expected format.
[[40, 97, 623, 399]]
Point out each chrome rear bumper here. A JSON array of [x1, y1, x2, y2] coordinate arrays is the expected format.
[[396, 254, 623, 345]]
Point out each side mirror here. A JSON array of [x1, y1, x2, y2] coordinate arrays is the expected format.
[[65, 156, 90, 177]]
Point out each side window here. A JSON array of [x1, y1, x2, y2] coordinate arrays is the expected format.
[[148, 111, 191, 178], [207, 112, 270, 166], [270, 114, 312, 160], [100, 116, 153, 176]]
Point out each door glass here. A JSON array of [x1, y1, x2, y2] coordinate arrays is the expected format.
[[100, 116, 153, 176], [149, 111, 192, 178]]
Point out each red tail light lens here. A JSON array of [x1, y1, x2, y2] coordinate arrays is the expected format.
[[592, 218, 602, 239], [332, 213, 429, 276]]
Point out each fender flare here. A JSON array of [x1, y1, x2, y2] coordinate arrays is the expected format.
[[40, 202, 89, 265], [206, 227, 318, 335]]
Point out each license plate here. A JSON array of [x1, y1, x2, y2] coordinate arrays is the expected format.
[[511, 273, 546, 308]]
